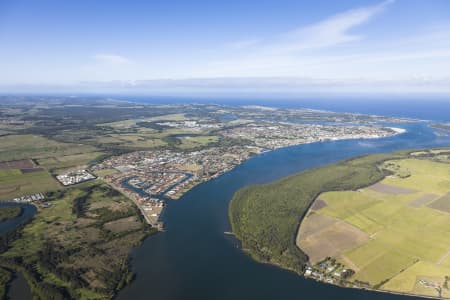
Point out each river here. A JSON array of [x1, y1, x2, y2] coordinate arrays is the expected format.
[[0, 202, 36, 299], [0, 202, 36, 236], [115, 122, 450, 300]]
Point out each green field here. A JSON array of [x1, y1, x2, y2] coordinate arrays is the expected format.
[[95, 133, 168, 149], [298, 156, 450, 297], [36, 151, 105, 170], [0, 134, 99, 163], [176, 135, 220, 149], [0, 134, 106, 201], [0, 169, 59, 201]]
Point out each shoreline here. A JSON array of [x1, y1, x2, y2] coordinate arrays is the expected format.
[[295, 150, 447, 300], [305, 275, 444, 300], [107, 124, 408, 233], [229, 145, 450, 300]]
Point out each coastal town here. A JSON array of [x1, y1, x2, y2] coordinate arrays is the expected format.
[[220, 122, 404, 149], [91, 122, 405, 229], [0, 101, 408, 232], [92, 145, 260, 228], [304, 258, 357, 288]]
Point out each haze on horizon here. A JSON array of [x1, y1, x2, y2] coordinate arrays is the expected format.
[[1, 0, 450, 96]]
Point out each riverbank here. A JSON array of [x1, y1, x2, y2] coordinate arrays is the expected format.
[[229, 152, 398, 273], [298, 152, 450, 298], [97, 124, 407, 235], [0, 206, 22, 222], [112, 120, 450, 300], [230, 147, 450, 299]]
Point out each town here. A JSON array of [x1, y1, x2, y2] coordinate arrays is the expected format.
[[13, 192, 45, 203], [220, 122, 404, 149], [56, 169, 96, 186], [304, 258, 356, 287], [92, 145, 260, 228], [92, 121, 404, 230]]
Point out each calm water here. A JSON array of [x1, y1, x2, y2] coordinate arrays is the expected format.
[[0, 203, 35, 300], [0, 203, 36, 235], [123, 96, 450, 122], [116, 121, 450, 300], [7, 272, 32, 300]]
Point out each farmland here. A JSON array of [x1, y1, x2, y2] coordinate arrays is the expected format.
[[0, 169, 59, 201], [0, 134, 105, 201], [298, 156, 450, 297], [0, 135, 99, 163]]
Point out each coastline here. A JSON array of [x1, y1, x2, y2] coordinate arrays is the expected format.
[[305, 275, 444, 300]]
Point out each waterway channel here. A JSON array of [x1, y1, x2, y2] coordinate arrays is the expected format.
[[116, 122, 450, 300]]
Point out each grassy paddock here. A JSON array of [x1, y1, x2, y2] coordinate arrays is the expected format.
[[0, 135, 98, 162], [295, 155, 450, 297], [0, 169, 59, 201]]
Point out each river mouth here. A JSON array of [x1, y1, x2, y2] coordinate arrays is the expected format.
[[114, 122, 450, 300]]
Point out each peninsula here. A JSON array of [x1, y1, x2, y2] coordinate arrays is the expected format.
[[230, 148, 450, 299]]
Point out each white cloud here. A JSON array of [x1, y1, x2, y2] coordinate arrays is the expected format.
[[221, 1, 394, 58], [5, 0, 450, 95], [93, 53, 132, 65], [199, 0, 398, 79], [193, 0, 450, 84], [270, 0, 394, 52]]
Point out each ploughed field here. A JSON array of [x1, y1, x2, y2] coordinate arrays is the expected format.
[[298, 152, 450, 298]]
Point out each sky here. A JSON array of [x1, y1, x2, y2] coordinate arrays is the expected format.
[[1, 0, 450, 95]]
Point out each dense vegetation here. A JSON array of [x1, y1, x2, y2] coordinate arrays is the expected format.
[[229, 152, 407, 273], [0, 267, 12, 299], [0, 182, 156, 300]]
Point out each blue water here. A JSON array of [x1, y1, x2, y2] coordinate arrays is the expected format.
[[0, 203, 36, 300], [116, 119, 450, 300], [0, 203, 36, 235], [118, 96, 450, 122]]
